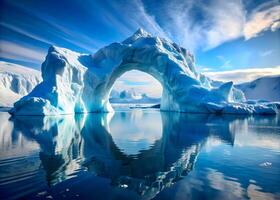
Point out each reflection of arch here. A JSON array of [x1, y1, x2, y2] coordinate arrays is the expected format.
[[10, 111, 238, 199], [5, 113, 280, 199]]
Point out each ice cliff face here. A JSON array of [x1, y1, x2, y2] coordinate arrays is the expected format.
[[10, 29, 278, 115], [0, 61, 42, 107]]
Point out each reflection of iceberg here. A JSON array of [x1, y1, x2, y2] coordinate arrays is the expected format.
[[9, 111, 239, 199], [11, 114, 86, 185], [229, 115, 280, 151]]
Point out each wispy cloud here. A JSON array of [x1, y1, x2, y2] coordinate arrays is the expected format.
[[204, 66, 280, 83], [2, 2, 102, 53], [217, 55, 232, 69], [202, 0, 245, 50], [95, 0, 170, 40], [201, 67, 212, 72], [160, 0, 204, 51], [150, 0, 245, 51], [0, 22, 53, 45], [0, 40, 46, 64], [244, 1, 280, 40], [271, 21, 280, 31], [1, 0, 279, 74], [2, 0, 279, 58], [43, 20, 100, 52], [260, 49, 274, 57], [142, 0, 279, 51], [131, 0, 170, 40]]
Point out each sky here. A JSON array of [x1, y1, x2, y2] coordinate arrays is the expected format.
[[0, 0, 280, 97]]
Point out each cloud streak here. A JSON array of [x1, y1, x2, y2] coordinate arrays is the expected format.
[[0, 22, 53, 45], [202, 0, 245, 50], [144, 0, 279, 51], [204, 66, 280, 83], [244, 1, 280, 40], [95, 0, 171, 40], [0, 0, 279, 86], [0, 40, 46, 64], [144, 0, 246, 51], [1, 0, 279, 60], [260, 49, 274, 57], [1, 2, 102, 53]]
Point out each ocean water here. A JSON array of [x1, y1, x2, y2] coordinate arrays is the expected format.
[[0, 109, 279, 200]]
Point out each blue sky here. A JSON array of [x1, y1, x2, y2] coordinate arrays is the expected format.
[[0, 0, 279, 96]]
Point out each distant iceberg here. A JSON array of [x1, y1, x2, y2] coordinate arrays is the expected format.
[[0, 61, 41, 107], [236, 75, 280, 102], [10, 29, 278, 115], [109, 89, 161, 104]]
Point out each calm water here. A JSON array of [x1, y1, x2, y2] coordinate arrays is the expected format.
[[0, 109, 280, 200]]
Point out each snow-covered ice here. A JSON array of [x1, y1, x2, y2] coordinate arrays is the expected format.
[[10, 29, 279, 115], [236, 75, 280, 102], [0, 61, 42, 107]]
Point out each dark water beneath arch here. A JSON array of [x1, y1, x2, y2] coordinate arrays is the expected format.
[[0, 109, 280, 200]]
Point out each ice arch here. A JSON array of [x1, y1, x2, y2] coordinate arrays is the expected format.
[[10, 29, 278, 115], [86, 61, 167, 112]]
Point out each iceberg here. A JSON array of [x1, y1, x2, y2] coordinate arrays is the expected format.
[[0, 61, 42, 107], [10, 29, 278, 115], [109, 89, 161, 104], [236, 75, 280, 102]]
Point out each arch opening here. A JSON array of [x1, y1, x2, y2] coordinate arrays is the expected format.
[[108, 70, 163, 109]]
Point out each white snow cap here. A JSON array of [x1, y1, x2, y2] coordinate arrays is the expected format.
[[10, 29, 279, 115], [123, 28, 152, 44]]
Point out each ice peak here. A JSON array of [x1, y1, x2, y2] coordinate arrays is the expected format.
[[123, 28, 151, 44], [134, 28, 150, 36]]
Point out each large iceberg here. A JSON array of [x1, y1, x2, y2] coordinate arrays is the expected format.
[[10, 29, 278, 115]]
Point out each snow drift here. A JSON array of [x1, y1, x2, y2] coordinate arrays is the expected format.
[[10, 29, 278, 115], [0, 61, 41, 107], [236, 75, 280, 102]]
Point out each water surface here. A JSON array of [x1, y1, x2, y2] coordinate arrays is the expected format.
[[0, 109, 279, 200]]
